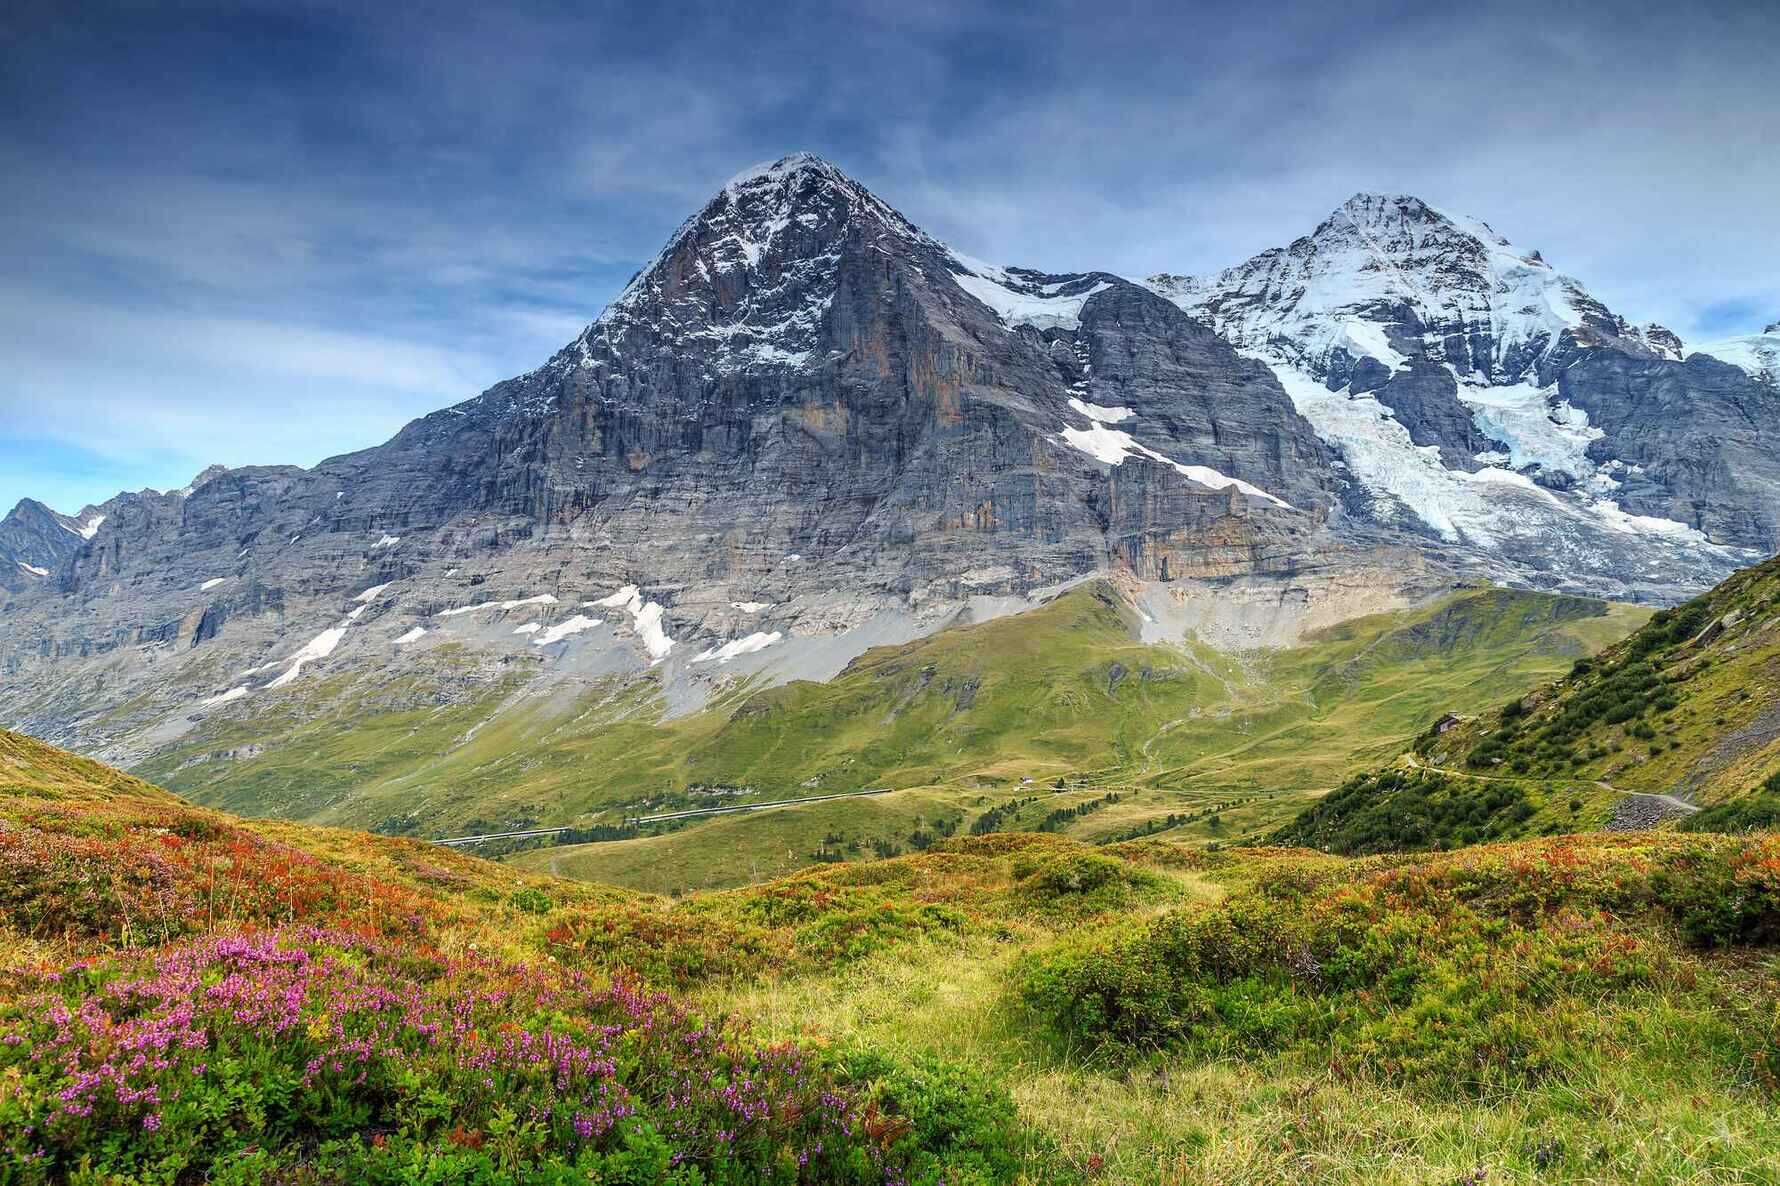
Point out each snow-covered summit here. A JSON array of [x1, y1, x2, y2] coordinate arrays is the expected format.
[[1141, 192, 1751, 568], [1146, 192, 1683, 386]]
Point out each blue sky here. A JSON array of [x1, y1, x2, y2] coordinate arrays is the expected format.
[[3, 0, 1776, 514]]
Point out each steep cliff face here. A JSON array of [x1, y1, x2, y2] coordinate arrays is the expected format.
[[0, 155, 1339, 767]]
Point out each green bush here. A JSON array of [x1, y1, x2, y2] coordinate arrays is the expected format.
[[1650, 844, 1780, 945], [1011, 851, 1173, 917], [829, 1047, 1029, 1185], [1273, 769, 1535, 855], [1016, 836, 1780, 1094]]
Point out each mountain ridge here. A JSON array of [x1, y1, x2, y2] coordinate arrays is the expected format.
[[2, 154, 1775, 811]]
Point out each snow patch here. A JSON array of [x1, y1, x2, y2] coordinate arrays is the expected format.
[[531, 615, 601, 646], [512, 622, 541, 636], [371, 534, 400, 549], [1067, 398, 1135, 424], [589, 586, 674, 662], [395, 626, 427, 644], [731, 601, 771, 613], [354, 582, 392, 603], [949, 253, 1110, 331], [1056, 406, 1293, 509], [17, 562, 48, 577], [692, 631, 782, 664], [264, 624, 348, 689], [198, 686, 250, 707], [590, 585, 642, 611], [632, 602, 675, 662]]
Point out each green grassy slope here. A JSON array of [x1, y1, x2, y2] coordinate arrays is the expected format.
[[1, 727, 179, 803], [1424, 554, 1780, 805], [1267, 556, 1780, 856], [139, 581, 1644, 870]]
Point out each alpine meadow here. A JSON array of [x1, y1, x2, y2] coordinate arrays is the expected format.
[[4, 2, 1780, 1182]]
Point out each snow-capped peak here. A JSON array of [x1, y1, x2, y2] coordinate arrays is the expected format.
[[1146, 191, 1631, 385], [723, 151, 859, 197], [607, 152, 924, 315]]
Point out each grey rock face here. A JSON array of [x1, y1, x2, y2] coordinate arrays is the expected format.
[[1554, 349, 1780, 548], [1, 495, 127, 595], [1363, 358, 1493, 468], [1, 500, 84, 593], [0, 154, 1336, 767]]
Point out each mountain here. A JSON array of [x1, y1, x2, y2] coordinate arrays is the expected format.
[[1147, 193, 1780, 584], [1, 157, 1774, 828], [0, 497, 108, 592]]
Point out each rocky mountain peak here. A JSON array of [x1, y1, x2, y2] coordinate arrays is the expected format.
[[1766, 320, 1779, 335], [1, 498, 86, 590], [540, 152, 939, 381]]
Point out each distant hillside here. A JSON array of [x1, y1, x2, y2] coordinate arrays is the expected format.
[[1275, 555, 1780, 854], [137, 579, 1642, 858]]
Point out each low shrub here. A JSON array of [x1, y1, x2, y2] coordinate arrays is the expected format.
[[1273, 769, 1536, 855], [0, 927, 1018, 1184], [1016, 836, 1780, 1095], [1010, 851, 1174, 918]]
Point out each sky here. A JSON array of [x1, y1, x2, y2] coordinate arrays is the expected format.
[[3, 0, 1776, 515]]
